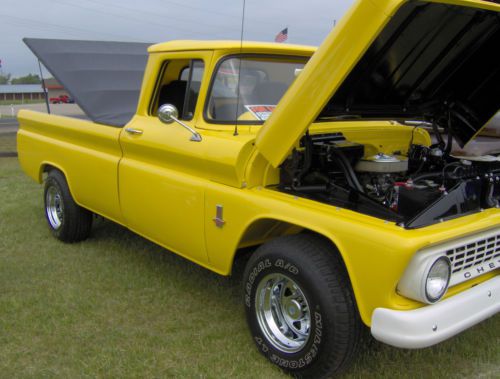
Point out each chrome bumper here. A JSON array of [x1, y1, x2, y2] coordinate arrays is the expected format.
[[371, 275, 500, 349]]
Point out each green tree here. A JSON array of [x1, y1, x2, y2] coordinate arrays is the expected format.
[[11, 74, 41, 84], [0, 73, 11, 84]]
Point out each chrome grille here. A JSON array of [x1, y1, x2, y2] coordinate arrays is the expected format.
[[444, 228, 500, 286]]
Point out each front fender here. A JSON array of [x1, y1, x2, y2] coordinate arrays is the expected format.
[[204, 185, 500, 326]]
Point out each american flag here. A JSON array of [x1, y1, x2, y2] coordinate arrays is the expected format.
[[274, 28, 288, 43]]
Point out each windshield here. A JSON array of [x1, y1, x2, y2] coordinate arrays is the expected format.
[[206, 56, 308, 123]]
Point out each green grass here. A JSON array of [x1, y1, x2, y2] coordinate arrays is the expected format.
[[0, 133, 16, 153], [0, 157, 499, 378]]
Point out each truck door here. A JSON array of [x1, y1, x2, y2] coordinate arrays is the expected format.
[[118, 53, 211, 264]]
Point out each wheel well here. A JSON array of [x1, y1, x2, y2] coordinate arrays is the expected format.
[[237, 218, 304, 249], [41, 165, 76, 199], [41, 164, 62, 182], [233, 224, 361, 327], [233, 219, 348, 279]]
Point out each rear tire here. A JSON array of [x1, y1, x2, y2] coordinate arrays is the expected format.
[[44, 169, 92, 242], [243, 234, 362, 378]]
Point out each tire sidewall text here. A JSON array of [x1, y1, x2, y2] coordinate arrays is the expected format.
[[244, 255, 325, 371]]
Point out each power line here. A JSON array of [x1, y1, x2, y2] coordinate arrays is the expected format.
[[78, 0, 297, 34], [0, 12, 144, 41], [78, 0, 242, 34], [53, 0, 239, 39]]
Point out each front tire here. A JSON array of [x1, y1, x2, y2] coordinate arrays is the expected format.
[[243, 234, 362, 378], [44, 169, 92, 242]]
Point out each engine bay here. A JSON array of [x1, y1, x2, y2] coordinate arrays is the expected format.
[[279, 130, 500, 228]]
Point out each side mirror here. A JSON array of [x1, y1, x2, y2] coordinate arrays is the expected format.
[[158, 103, 178, 124], [158, 104, 202, 142]]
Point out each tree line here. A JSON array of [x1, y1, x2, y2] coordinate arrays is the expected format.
[[0, 73, 42, 85]]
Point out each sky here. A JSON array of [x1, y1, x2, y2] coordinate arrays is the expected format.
[[0, 0, 354, 78]]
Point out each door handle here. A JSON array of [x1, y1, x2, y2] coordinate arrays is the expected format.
[[125, 127, 143, 135]]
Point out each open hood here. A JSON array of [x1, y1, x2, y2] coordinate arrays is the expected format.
[[256, 0, 500, 167], [24, 38, 150, 127]]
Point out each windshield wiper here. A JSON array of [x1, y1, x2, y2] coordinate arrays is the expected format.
[[319, 115, 362, 120]]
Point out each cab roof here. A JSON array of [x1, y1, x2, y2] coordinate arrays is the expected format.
[[148, 40, 316, 55]]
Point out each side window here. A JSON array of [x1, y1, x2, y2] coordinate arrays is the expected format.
[[182, 60, 204, 120], [152, 59, 205, 121]]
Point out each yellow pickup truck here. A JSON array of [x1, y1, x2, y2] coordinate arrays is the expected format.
[[17, 0, 499, 377]]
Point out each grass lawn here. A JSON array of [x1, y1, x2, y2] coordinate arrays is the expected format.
[[0, 157, 499, 378], [0, 133, 17, 153]]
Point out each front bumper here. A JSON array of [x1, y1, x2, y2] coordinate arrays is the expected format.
[[371, 275, 500, 349]]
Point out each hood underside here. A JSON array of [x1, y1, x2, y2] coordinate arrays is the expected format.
[[256, 0, 500, 167], [319, 1, 500, 147]]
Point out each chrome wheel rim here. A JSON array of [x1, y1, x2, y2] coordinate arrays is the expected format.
[[255, 273, 311, 353], [46, 185, 64, 229]]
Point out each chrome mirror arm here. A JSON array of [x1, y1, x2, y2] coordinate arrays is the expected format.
[[158, 103, 202, 142], [170, 115, 202, 142]]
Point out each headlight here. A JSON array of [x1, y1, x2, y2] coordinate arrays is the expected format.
[[425, 257, 451, 303], [398, 254, 451, 304]]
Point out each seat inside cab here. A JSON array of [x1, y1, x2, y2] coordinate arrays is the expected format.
[[152, 59, 204, 121]]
